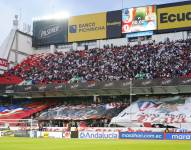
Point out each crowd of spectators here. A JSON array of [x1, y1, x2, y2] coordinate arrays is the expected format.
[[37, 101, 126, 128], [38, 102, 125, 120], [9, 39, 191, 84]]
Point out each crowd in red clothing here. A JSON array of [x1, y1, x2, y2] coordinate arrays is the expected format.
[[7, 39, 191, 84]]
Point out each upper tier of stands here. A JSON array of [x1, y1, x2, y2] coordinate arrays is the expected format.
[[6, 39, 191, 85]]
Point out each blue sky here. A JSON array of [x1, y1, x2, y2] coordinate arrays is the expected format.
[[0, 0, 187, 44]]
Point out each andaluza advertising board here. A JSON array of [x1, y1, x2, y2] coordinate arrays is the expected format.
[[157, 1, 191, 31], [68, 12, 106, 42], [32, 19, 68, 47]]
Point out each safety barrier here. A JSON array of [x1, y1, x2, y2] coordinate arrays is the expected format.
[[1, 128, 191, 140]]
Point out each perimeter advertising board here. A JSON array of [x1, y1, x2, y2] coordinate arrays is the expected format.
[[166, 133, 191, 140], [157, 1, 191, 31], [68, 13, 106, 42], [33, 19, 68, 47], [79, 131, 118, 139], [122, 5, 157, 33], [119, 132, 164, 140]]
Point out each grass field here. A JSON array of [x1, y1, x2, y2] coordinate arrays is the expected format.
[[0, 137, 191, 150]]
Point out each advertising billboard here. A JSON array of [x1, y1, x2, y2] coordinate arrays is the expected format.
[[68, 12, 106, 42], [122, 5, 157, 33], [106, 10, 122, 38], [166, 133, 191, 140], [157, 2, 191, 31], [32, 19, 68, 47], [79, 131, 118, 139], [119, 132, 164, 140]]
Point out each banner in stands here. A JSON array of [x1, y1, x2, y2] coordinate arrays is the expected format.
[[32, 19, 68, 47], [78, 127, 165, 133], [166, 133, 191, 140], [122, 5, 157, 33], [68, 12, 106, 42], [0, 58, 8, 67], [79, 131, 118, 139], [12, 77, 191, 94], [119, 132, 164, 140], [110, 96, 191, 128], [38, 103, 124, 120], [157, 1, 191, 31], [106, 10, 121, 38]]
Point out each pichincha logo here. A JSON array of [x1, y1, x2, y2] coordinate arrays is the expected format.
[[69, 25, 77, 33]]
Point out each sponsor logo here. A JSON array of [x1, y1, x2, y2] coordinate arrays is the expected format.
[[104, 82, 113, 87], [122, 82, 131, 87], [87, 83, 96, 88], [79, 131, 118, 139], [5, 85, 13, 90], [182, 79, 191, 84], [157, 4, 191, 30], [127, 31, 153, 38], [25, 86, 32, 91], [68, 12, 106, 42], [38, 86, 47, 90], [78, 22, 105, 33], [142, 80, 152, 86], [43, 132, 49, 138], [69, 25, 77, 33], [5, 90, 14, 94], [166, 133, 191, 140], [160, 12, 191, 23], [70, 22, 105, 33], [1, 130, 14, 136], [54, 85, 63, 90], [107, 21, 121, 26], [119, 132, 164, 140], [40, 25, 61, 38], [71, 84, 79, 89], [161, 79, 172, 85]]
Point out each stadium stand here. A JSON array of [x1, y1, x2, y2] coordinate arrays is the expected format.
[[31, 96, 191, 129], [6, 39, 191, 85], [0, 1, 191, 144]]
